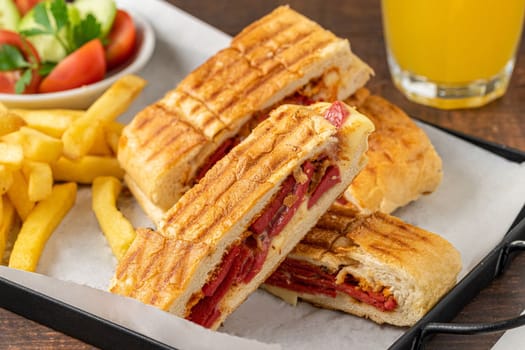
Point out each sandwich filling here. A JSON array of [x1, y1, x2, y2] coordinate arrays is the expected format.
[[194, 91, 317, 182], [187, 102, 349, 328], [265, 258, 397, 312]]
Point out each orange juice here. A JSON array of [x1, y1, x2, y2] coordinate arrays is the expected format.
[[382, 0, 525, 108], [383, 0, 525, 83]]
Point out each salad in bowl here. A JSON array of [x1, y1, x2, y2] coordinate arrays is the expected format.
[[0, 0, 154, 108]]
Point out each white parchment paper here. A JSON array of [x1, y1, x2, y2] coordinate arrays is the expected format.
[[1, 1, 525, 349]]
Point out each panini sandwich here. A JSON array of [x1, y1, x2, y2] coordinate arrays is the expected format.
[[110, 101, 375, 329], [118, 6, 373, 223]]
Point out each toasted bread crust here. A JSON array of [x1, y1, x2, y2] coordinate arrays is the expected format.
[[343, 93, 443, 214]]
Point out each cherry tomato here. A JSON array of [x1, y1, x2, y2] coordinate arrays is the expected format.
[[105, 9, 136, 69], [0, 30, 41, 94], [14, 0, 43, 16], [39, 39, 106, 93]]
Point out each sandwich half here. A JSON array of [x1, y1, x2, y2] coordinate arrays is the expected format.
[[118, 6, 373, 223], [110, 101, 375, 329], [263, 205, 461, 326]]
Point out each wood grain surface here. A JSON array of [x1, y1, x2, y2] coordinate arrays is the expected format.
[[1, 0, 524, 349]]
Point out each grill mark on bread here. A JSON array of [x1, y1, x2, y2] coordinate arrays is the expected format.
[[115, 229, 162, 297], [171, 90, 224, 135], [236, 30, 312, 70], [132, 109, 155, 130], [127, 105, 208, 165], [274, 36, 334, 71], [359, 220, 414, 250], [144, 121, 202, 162], [133, 234, 166, 300], [231, 8, 297, 51], [289, 209, 436, 264], [217, 39, 333, 116], [164, 126, 302, 235], [162, 108, 332, 242], [184, 48, 264, 93], [149, 241, 193, 305], [214, 28, 335, 115]]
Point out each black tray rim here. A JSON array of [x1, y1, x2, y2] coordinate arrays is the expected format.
[[1, 122, 525, 350], [388, 119, 525, 349]]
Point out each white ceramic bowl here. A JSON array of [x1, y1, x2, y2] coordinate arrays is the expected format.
[[0, 11, 155, 110]]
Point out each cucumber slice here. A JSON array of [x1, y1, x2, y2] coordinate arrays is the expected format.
[[0, 0, 21, 31], [74, 0, 116, 37], [18, 4, 68, 63]]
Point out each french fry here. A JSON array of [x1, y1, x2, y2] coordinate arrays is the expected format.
[[12, 109, 82, 138], [62, 75, 146, 159], [52, 155, 124, 184], [0, 196, 16, 265], [0, 130, 22, 144], [0, 111, 26, 136], [89, 124, 113, 156], [104, 121, 125, 155], [17, 127, 63, 163], [8, 182, 77, 272], [0, 142, 24, 170], [92, 176, 136, 260], [22, 160, 53, 202], [0, 165, 13, 195], [6, 170, 35, 221]]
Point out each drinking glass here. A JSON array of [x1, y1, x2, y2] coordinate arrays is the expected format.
[[382, 0, 525, 109]]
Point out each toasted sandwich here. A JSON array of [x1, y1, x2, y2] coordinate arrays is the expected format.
[[110, 102, 375, 329], [118, 6, 373, 223], [341, 90, 443, 214], [263, 205, 461, 326]]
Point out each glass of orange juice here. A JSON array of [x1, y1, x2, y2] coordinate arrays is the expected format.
[[382, 0, 525, 109]]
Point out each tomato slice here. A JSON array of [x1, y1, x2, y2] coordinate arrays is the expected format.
[[105, 9, 136, 70], [0, 29, 41, 94], [39, 39, 106, 93], [15, 0, 43, 16]]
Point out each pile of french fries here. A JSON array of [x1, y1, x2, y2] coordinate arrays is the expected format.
[[0, 75, 146, 271]]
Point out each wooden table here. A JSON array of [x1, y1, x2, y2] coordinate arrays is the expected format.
[[1, 0, 524, 349]]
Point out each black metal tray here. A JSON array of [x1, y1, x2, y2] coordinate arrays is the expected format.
[[1, 123, 525, 350]]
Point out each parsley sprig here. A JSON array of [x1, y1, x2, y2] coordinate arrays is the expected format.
[[0, 44, 39, 93]]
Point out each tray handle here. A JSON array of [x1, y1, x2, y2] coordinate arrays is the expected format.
[[410, 240, 525, 350]]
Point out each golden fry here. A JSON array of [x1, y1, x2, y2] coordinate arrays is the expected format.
[[17, 127, 63, 163], [0, 130, 22, 144], [0, 165, 13, 194], [22, 160, 53, 202], [6, 170, 35, 221], [9, 182, 77, 272], [52, 156, 124, 184], [0, 142, 24, 170], [0, 111, 26, 136], [92, 176, 136, 260], [13, 109, 82, 138], [0, 196, 16, 265], [89, 124, 113, 156], [104, 121, 125, 156], [62, 75, 146, 159]]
